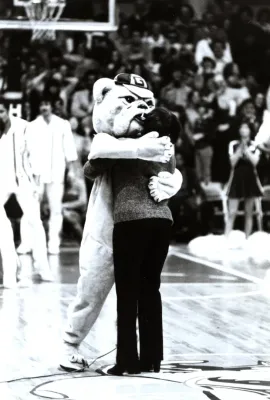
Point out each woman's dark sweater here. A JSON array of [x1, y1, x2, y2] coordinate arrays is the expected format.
[[84, 157, 175, 224]]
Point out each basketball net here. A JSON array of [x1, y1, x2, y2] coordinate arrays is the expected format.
[[23, 0, 66, 41]]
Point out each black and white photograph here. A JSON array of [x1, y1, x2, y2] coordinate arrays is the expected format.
[[1, 0, 270, 399]]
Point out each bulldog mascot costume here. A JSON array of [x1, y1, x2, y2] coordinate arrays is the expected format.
[[60, 74, 182, 369], [254, 110, 270, 153]]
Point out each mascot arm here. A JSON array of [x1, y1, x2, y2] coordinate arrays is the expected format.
[[89, 132, 172, 163], [89, 133, 138, 159], [83, 158, 115, 181]]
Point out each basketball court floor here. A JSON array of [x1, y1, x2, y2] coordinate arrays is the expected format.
[[1, 242, 270, 400]]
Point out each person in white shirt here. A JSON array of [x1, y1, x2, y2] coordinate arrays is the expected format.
[[254, 109, 270, 153], [24, 96, 78, 255], [195, 36, 232, 71], [0, 98, 52, 288], [142, 22, 167, 51]]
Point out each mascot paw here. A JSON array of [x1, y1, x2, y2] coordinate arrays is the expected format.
[[59, 353, 88, 372], [59, 343, 88, 371], [149, 171, 182, 201], [137, 134, 173, 163]]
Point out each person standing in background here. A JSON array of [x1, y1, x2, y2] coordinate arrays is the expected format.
[[71, 70, 97, 122], [225, 122, 263, 240], [19, 95, 78, 255], [0, 98, 52, 288]]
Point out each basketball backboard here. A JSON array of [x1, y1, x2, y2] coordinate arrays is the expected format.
[[0, 0, 117, 32]]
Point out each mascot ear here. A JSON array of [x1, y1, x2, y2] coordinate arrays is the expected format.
[[93, 78, 114, 103]]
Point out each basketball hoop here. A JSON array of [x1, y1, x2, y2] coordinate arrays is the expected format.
[[23, 0, 66, 41]]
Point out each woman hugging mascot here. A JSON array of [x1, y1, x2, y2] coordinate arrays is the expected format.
[[60, 73, 183, 370]]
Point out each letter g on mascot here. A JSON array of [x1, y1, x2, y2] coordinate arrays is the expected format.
[[61, 73, 182, 369]]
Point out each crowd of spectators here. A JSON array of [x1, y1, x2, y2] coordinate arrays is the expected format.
[[2, 0, 270, 239]]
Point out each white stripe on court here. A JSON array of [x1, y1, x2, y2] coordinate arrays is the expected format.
[[168, 249, 263, 284], [162, 290, 261, 301], [165, 353, 270, 357]]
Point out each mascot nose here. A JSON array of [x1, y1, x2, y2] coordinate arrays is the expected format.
[[137, 102, 148, 110]]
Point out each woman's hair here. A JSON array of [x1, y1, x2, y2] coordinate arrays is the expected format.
[[142, 107, 181, 145], [187, 89, 200, 104], [237, 98, 255, 115], [238, 120, 255, 138]]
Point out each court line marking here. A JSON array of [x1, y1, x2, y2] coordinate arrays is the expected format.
[[169, 249, 263, 284], [51, 246, 263, 284], [165, 353, 270, 357], [0, 290, 261, 302], [162, 290, 261, 301]]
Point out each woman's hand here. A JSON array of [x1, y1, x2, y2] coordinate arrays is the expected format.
[[230, 146, 243, 167], [243, 147, 260, 166]]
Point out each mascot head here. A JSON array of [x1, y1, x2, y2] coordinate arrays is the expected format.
[[92, 73, 155, 137]]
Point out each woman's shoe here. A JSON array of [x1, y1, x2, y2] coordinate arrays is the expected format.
[[153, 361, 161, 372], [140, 360, 161, 373], [107, 364, 141, 376]]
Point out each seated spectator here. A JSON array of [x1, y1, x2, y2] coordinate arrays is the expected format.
[[223, 63, 245, 88], [70, 116, 93, 165], [210, 40, 231, 75], [214, 74, 249, 114], [143, 22, 167, 51], [89, 34, 114, 65], [62, 37, 100, 78], [21, 62, 40, 93], [106, 50, 123, 78], [185, 90, 201, 127], [160, 68, 191, 109], [71, 69, 97, 121], [174, 4, 195, 32], [186, 92, 215, 184], [169, 152, 206, 239], [54, 97, 68, 120], [235, 98, 262, 137], [245, 73, 260, 97], [197, 56, 216, 81], [256, 7, 270, 32], [22, 100, 33, 122], [112, 24, 132, 63], [51, 67, 78, 114], [229, 7, 267, 80], [265, 82, 270, 111], [192, 74, 205, 92], [146, 47, 166, 94], [62, 166, 88, 242], [0, 64, 7, 93], [195, 26, 232, 68], [178, 43, 196, 73], [257, 151, 270, 186], [211, 75, 239, 183], [201, 11, 215, 26], [254, 92, 266, 124], [179, 25, 194, 49], [201, 76, 216, 106], [128, 30, 149, 64], [166, 27, 182, 54], [43, 78, 62, 105], [159, 47, 182, 85], [127, 0, 149, 34]]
